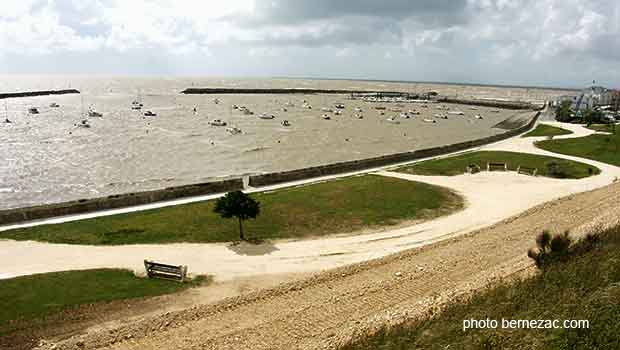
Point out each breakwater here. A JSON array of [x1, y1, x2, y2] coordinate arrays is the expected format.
[[182, 87, 410, 95], [437, 97, 541, 110], [0, 89, 80, 99], [248, 112, 539, 187], [0, 179, 242, 226]]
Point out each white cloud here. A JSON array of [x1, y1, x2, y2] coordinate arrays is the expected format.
[[0, 0, 619, 86]]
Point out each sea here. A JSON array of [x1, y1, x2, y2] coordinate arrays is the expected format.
[[0, 75, 565, 210]]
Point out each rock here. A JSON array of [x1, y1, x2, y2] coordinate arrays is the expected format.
[[395, 272, 403, 277]]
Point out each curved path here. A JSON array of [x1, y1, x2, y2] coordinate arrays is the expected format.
[[1, 120, 618, 282]]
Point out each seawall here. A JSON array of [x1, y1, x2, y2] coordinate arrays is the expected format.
[[247, 112, 539, 187], [0, 89, 80, 99], [0, 179, 242, 226]]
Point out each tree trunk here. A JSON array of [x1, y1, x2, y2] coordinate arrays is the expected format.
[[238, 217, 244, 241]]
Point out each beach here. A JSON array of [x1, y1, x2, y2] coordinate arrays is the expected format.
[[0, 77, 563, 210]]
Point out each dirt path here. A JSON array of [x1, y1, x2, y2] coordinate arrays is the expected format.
[[37, 181, 620, 350]]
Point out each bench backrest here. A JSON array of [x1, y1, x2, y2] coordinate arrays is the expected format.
[[487, 162, 508, 171], [144, 260, 188, 282], [517, 166, 538, 176]]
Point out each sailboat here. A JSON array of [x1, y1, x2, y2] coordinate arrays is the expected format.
[[4, 102, 11, 123]]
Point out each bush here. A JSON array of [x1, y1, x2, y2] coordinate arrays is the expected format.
[[545, 161, 571, 178], [528, 230, 572, 268]]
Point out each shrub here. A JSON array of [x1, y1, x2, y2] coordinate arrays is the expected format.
[[528, 230, 572, 268]]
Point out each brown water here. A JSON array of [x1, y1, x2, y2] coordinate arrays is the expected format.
[[0, 76, 565, 210]]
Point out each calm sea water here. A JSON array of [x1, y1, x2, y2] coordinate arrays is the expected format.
[[0, 76, 563, 210]]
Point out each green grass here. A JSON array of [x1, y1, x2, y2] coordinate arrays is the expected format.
[[397, 151, 599, 178], [0, 175, 463, 245], [0, 269, 207, 332], [585, 124, 616, 133], [342, 226, 620, 350], [522, 124, 573, 138], [536, 132, 620, 167]]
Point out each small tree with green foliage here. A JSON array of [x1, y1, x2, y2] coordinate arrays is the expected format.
[[555, 100, 572, 122], [213, 191, 260, 241]]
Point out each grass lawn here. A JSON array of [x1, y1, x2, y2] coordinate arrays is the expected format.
[[536, 132, 620, 167], [585, 123, 617, 133], [0, 175, 463, 245], [0, 269, 207, 333], [522, 124, 572, 137], [397, 151, 599, 178], [342, 226, 620, 350]]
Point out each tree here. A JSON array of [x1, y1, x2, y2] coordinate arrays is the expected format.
[[213, 191, 260, 241], [555, 100, 572, 122]]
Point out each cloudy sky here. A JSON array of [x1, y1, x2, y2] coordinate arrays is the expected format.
[[1, 0, 619, 88]]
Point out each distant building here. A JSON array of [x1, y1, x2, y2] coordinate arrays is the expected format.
[[552, 86, 617, 111]]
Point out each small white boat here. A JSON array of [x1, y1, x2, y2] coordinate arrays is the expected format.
[[334, 103, 345, 109], [285, 101, 295, 107], [386, 116, 400, 124], [399, 113, 410, 119], [355, 113, 363, 119], [232, 104, 239, 110], [88, 107, 103, 117], [303, 104, 312, 109], [322, 114, 331, 120], [469, 107, 478, 110], [259, 113, 276, 120], [4, 118, 11, 123], [209, 119, 227, 126], [334, 110, 342, 115], [143, 110, 157, 117], [321, 107, 333, 112], [239, 107, 253, 115], [354, 107, 363, 113], [226, 126, 242, 134], [131, 101, 143, 110], [281, 107, 288, 112], [407, 110, 420, 115], [281, 120, 291, 127], [434, 114, 448, 119], [28, 107, 40, 114], [49, 103, 60, 108], [474, 115, 484, 119], [76, 119, 91, 128], [213, 98, 221, 104], [491, 109, 501, 113], [423, 118, 437, 123], [447, 111, 464, 116]]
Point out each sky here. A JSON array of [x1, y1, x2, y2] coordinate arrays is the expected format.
[[1, 0, 619, 88]]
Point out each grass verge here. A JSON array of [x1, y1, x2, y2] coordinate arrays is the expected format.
[[0, 175, 463, 245], [0, 269, 207, 334], [397, 151, 599, 178], [585, 123, 616, 133], [522, 124, 572, 138], [342, 226, 620, 350], [536, 132, 620, 167]]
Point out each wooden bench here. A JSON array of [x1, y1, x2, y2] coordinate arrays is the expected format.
[[466, 164, 481, 174], [487, 162, 508, 171], [144, 260, 188, 282], [517, 166, 538, 176]]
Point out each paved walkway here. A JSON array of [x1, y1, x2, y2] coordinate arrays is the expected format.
[[1, 121, 618, 281]]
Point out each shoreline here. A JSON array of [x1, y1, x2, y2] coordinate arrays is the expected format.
[[0, 110, 539, 226]]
